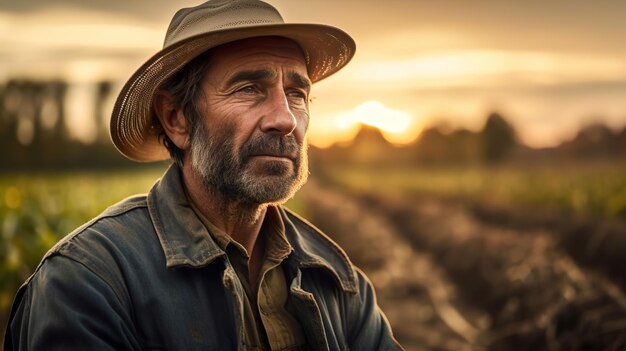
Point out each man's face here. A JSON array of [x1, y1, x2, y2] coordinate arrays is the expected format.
[[188, 37, 311, 205]]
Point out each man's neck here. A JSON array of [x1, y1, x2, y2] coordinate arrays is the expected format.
[[181, 162, 267, 257]]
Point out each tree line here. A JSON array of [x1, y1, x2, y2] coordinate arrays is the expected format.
[[0, 79, 139, 171], [2, 79, 625, 171], [311, 113, 626, 168]]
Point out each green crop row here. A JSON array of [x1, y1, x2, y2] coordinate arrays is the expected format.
[[322, 163, 626, 220], [0, 167, 166, 327], [1, 163, 624, 335], [0, 165, 308, 332]]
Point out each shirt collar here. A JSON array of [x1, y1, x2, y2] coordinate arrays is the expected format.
[[187, 196, 233, 253], [262, 206, 292, 263], [189, 195, 293, 263], [147, 164, 357, 293]]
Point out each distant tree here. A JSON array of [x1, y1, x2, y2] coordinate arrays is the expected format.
[[95, 81, 113, 142], [617, 126, 626, 158], [0, 83, 8, 140], [0, 79, 136, 171], [344, 124, 396, 165], [51, 81, 69, 142], [413, 127, 446, 164], [447, 128, 482, 164], [561, 123, 617, 159], [480, 112, 517, 164]]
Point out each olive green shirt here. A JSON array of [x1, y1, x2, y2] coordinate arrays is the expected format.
[[189, 201, 306, 351]]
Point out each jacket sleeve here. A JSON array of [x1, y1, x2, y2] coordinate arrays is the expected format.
[[5, 255, 140, 351], [347, 268, 404, 350]]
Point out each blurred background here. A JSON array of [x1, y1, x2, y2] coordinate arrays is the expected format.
[[1, 0, 626, 349]]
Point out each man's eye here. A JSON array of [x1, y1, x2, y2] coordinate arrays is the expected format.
[[238, 85, 257, 94], [287, 90, 307, 101]]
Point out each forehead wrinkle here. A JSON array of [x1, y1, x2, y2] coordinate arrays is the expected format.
[[224, 67, 310, 92], [225, 68, 276, 87]]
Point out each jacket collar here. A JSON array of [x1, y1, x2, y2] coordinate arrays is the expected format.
[[147, 164, 224, 268], [147, 164, 357, 293], [280, 207, 358, 294]]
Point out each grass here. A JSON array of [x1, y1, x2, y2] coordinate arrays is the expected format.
[[0, 162, 624, 335], [320, 163, 626, 220], [0, 167, 166, 323], [0, 165, 306, 321]]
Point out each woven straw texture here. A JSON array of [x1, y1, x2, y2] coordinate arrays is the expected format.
[[110, 0, 355, 162]]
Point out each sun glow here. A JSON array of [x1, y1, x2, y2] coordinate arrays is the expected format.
[[336, 101, 411, 133], [308, 100, 418, 147]]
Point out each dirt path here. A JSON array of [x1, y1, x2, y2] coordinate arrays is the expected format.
[[296, 180, 626, 351]]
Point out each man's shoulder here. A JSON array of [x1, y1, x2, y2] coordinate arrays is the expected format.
[[32, 194, 154, 280], [56, 194, 149, 248], [100, 194, 149, 217]]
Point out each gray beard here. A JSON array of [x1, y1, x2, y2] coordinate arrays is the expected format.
[[189, 121, 308, 206]]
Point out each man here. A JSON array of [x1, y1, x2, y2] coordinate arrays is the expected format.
[[5, 1, 402, 350]]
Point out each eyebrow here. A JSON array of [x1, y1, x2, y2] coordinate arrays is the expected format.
[[225, 69, 275, 87], [225, 69, 311, 91], [288, 71, 312, 92]]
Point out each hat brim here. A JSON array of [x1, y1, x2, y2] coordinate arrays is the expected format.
[[110, 23, 355, 162]]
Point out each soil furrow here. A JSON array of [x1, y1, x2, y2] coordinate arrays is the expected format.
[[297, 181, 626, 350]]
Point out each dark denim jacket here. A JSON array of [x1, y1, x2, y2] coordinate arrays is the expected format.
[[5, 166, 402, 350]]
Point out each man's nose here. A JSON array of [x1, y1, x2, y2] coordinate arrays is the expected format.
[[259, 89, 297, 135]]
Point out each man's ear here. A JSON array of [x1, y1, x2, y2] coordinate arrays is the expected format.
[[153, 90, 190, 150]]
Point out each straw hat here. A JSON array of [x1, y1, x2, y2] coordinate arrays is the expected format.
[[110, 0, 355, 162]]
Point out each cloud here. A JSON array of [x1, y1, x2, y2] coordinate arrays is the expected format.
[[0, 8, 163, 81], [342, 50, 626, 89]]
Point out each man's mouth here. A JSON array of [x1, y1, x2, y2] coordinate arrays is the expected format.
[[251, 153, 296, 162], [242, 135, 300, 164]]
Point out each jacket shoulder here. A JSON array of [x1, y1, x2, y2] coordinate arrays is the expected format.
[[51, 194, 148, 250], [27, 194, 151, 286]]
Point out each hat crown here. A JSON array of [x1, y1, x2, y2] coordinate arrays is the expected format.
[[112, 0, 355, 162], [165, 0, 284, 48]]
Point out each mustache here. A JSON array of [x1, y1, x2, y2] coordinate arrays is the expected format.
[[240, 133, 300, 162]]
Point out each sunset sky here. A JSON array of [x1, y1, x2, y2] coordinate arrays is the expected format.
[[1, 0, 626, 148]]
